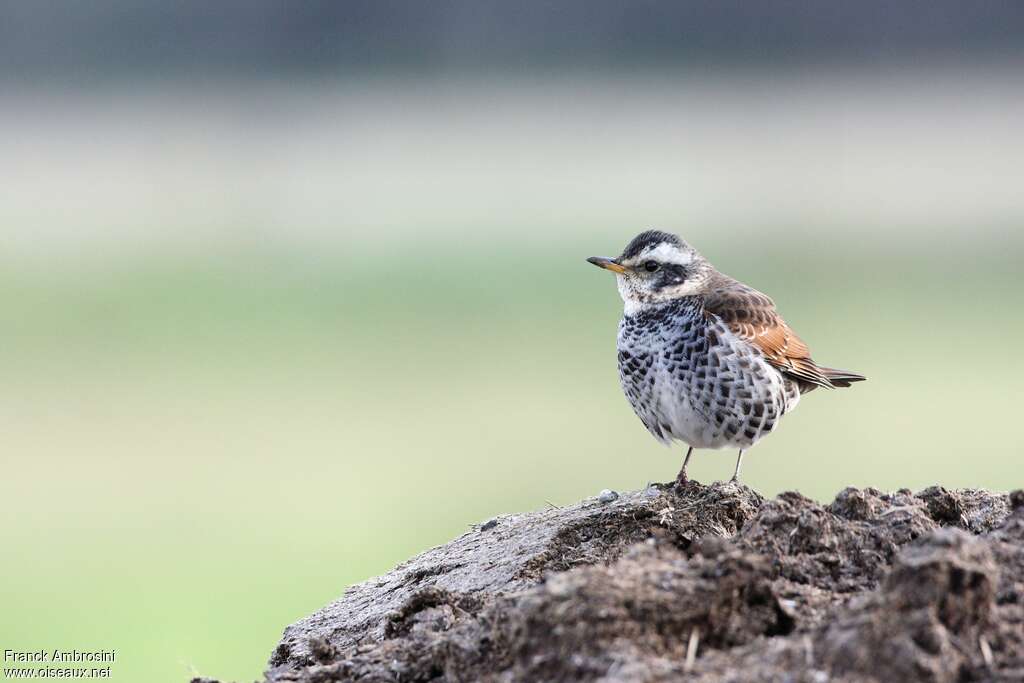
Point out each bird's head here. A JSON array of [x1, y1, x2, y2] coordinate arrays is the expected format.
[[587, 230, 713, 314]]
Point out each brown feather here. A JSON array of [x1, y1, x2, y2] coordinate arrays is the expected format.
[[703, 273, 837, 390]]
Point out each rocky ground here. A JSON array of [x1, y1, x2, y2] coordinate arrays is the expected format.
[[196, 482, 1024, 682]]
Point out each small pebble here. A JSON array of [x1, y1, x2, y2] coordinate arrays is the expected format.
[[480, 518, 499, 532], [598, 489, 619, 504]]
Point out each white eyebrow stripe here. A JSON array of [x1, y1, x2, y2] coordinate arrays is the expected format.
[[639, 242, 693, 266]]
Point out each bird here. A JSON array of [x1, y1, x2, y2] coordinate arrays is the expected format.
[[587, 230, 865, 484]]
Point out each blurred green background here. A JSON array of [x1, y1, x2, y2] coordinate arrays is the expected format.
[[3, 3, 1024, 682]]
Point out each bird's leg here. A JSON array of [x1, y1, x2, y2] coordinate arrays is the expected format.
[[675, 446, 694, 487], [730, 450, 745, 483]]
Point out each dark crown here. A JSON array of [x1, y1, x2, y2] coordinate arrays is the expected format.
[[620, 230, 683, 261]]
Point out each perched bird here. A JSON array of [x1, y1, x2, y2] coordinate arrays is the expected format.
[[587, 230, 865, 484]]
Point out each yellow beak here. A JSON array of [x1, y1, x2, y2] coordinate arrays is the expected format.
[[587, 256, 627, 274]]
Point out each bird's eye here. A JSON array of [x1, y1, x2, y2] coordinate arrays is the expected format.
[[643, 261, 660, 272]]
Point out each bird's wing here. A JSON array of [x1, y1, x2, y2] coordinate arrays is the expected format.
[[703, 274, 834, 389]]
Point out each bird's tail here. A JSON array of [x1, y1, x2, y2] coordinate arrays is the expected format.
[[818, 366, 867, 388]]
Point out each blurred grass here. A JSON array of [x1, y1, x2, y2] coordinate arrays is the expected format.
[[1, 239, 1022, 681]]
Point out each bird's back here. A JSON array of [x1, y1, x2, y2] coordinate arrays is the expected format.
[[703, 272, 866, 393]]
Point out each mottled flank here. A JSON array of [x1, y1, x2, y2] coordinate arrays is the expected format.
[[618, 297, 797, 450]]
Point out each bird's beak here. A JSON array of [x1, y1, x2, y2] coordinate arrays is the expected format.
[[587, 256, 627, 274]]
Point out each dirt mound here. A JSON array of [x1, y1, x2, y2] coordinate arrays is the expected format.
[[197, 483, 1023, 682]]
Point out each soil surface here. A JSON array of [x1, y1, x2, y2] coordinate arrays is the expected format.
[[195, 482, 1024, 682]]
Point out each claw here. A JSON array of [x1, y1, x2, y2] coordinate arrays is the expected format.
[[673, 446, 695, 489]]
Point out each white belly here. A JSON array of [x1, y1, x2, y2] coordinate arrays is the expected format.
[[618, 316, 800, 451]]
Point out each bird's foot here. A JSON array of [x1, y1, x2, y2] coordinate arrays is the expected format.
[[673, 471, 697, 492], [722, 476, 746, 490]]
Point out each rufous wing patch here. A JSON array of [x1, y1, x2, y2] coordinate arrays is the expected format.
[[704, 275, 834, 389]]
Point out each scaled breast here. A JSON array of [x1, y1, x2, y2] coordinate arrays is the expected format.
[[616, 299, 706, 443]]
